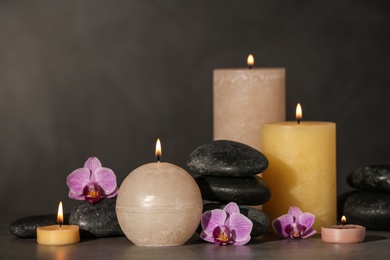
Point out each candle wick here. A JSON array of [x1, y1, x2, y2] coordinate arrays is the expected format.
[[248, 65, 252, 69], [157, 156, 161, 163], [297, 119, 300, 125]]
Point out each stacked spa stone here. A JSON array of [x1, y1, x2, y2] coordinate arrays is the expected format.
[[338, 165, 390, 230], [187, 140, 271, 237]]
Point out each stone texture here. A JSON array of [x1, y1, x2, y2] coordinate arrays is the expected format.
[[338, 190, 390, 230], [69, 198, 124, 238], [197, 203, 269, 238], [195, 175, 271, 205], [347, 165, 390, 192], [187, 140, 268, 177], [9, 214, 69, 238]]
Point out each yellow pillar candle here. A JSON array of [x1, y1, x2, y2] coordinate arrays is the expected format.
[[213, 54, 285, 151], [36, 201, 80, 245], [261, 104, 336, 232]]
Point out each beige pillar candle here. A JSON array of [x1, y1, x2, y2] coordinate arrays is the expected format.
[[116, 139, 203, 246], [213, 55, 285, 150], [261, 104, 336, 232]]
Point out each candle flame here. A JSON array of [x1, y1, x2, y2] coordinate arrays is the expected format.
[[57, 201, 64, 224], [155, 138, 162, 162], [296, 103, 302, 124], [341, 215, 347, 224], [247, 54, 254, 69]]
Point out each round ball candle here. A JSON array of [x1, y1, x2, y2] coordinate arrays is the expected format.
[[261, 104, 336, 232], [116, 139, 203, 246], [36, 201, 80, 245], [213, 54, 285, 150], [321, 216, 366, 243]]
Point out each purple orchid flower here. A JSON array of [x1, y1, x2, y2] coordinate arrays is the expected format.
[[272, 206, 316, 239], [66, 157, 118, 204], [200, 202, 253, 246]]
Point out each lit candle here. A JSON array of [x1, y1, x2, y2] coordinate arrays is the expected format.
[[213, 54, 285, 151], [261, 104, 336, 232], [116, 139, 203, 246], [36, 201, 80, 245], [321, 216, 366, 243]]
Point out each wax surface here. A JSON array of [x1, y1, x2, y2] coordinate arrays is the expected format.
[[213, 68, 285, 151], [36, 225, 80, 245], [261, 121, 336, 232], [116, 162, 203, 246], [321, 225, 366, 243]]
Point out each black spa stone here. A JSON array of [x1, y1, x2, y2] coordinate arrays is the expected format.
[[347, 165, 390, 192], [9, 214, 69, 238], [69, 198, 124, 238], [196, 203, 270, 238], [195, 175, 271, 205], [338, 190, 390, 230], [187, 140, 268, 177]]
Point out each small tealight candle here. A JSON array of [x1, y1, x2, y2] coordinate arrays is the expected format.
[[36, 201, 80, 245], [321, 216, 366, 244]]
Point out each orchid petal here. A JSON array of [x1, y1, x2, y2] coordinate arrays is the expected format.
[[93, 167, 117, 195], [200, 231, 215, 243], [233, 235, 251, 246], [84, 157, 102, 174], [272, 214, 294, 238], [68, 191, 85, 200], [66, 168, 90, 196], [298, 212, 315, 229], [288, 206, 303, 221], [223, 202, 240, 216], [228, 212, 252, 243], [105, 187, 118, 198], [301, 228, 317, 238], [201, 209, 227, 236]]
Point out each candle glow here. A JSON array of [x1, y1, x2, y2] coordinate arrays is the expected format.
[[155, 138, 162, 162], [57, 201, 64, 226], [296, 103, 302, 124], [247, 54, 254, 69]]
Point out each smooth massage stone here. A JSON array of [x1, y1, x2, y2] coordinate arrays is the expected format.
[[197, 203, 270, 238], [9, 214, 69, 238], [338, 190, 390, 230], [347, 165, 390, 192], [195, 175, 271, 205], [187, 140, 268, 177], [69, 198, 124, 238]]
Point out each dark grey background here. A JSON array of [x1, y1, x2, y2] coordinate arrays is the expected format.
[[1, 0, 389, 215]]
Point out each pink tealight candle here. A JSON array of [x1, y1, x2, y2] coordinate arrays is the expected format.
[[321, 216, 366, 244]]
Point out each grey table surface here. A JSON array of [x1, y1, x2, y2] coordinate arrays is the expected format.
[[2, 213, 389, 260]]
